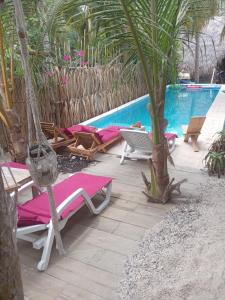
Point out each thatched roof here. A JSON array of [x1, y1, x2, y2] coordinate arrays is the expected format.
[[180, 16, 225, 76]]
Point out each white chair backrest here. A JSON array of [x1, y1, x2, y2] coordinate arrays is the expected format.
[[120, 129, 153, 152]]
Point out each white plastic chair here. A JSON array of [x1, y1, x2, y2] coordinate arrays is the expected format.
[[119, 129, 153, 164], [119, 129, 177, 164]]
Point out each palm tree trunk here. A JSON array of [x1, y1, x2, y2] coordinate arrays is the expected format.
[[148, 97, 170, 202], [194, 32, 200, 83], [0, 171, 24, 300]]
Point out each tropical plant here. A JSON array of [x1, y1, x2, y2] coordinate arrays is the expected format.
[[74, 0, 192, 203], [204, 151, 225, 178], [0, 0, 221, 198], [77, 0, 223, 203], [204, 130, 225, 178]]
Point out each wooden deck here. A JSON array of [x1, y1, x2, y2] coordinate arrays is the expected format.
[[14, 87, 225, 299], [18, 147, 208, 300]]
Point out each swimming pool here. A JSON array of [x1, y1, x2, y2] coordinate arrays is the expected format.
[[84, 85, 220, 136]]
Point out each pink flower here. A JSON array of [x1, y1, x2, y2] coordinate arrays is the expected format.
[[63, 55, 71, 61], [76, 50, 85, 57], [81, 61, 88, 66]]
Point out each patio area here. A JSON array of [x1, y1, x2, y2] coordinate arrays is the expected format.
[[18, 139, 209, 300], [6, 87, 224, 299], [2, 2, 225, 299]]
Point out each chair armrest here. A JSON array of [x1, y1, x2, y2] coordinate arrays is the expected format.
[[56, 188, 85, 217], [10, 180, 35, 198]]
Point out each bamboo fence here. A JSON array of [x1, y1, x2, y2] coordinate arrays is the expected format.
[[1, 64, 147, 150]]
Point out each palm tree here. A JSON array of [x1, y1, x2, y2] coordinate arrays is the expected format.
[[73, 0, 184, 202], [46, 0, 220, 202]]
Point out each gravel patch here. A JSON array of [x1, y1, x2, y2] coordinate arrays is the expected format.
[[57, 152, 98, 173], [118, 178, 225, 300]]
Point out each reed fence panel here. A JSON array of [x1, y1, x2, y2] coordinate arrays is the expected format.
[[1, 64, 147, 150]]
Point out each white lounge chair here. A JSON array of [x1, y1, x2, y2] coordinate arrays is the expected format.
[[16, 172, 112, 271], [120, 129, 177, 164], [119, 129, 153, 164]]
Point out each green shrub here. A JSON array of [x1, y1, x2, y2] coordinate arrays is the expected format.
[[204, 130, 225, 178]]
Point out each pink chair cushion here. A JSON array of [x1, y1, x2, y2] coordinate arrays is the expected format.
[[59, 128, 73, 138], [66, 125, 97, 135], [104, 126, 126, 131], [149, 132, 177, 141], [0, 162, 27, 169], [97, 126, 125, 143], [164, 133, 178, 141], [17, 173, 112, 226]]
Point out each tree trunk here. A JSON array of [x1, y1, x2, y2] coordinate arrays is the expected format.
[[152, 142, 169, 192], [142, 88, 179, 204], [5, 109, 27, 162], [0, 171, 24, 300], [150, 104, 170, 201], [194, 33, 200, 83], [0, 95, 26, 161]]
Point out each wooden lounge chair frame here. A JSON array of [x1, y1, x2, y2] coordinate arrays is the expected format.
[[182, 116, 206, 152], [68, 131, 122, 160], [17, 175, 112, 271], [41, 122, 75, 149]]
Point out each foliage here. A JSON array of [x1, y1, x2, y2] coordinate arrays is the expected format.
[[204, 130, 225, 178]]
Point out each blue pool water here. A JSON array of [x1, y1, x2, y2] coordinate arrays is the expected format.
[[87, 85, 220, 136]]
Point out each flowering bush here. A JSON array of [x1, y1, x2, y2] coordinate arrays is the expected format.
[[76, 50, 85, 57], [63, 55, 71, 61]]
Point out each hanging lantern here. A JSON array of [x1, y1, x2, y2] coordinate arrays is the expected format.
[[26, 143, 58, 187]]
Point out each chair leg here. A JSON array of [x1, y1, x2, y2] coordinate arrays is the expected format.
[[168, 138, 176, 153], [120, 142, 128, 165], [37, 224, 55, 271], [191, 135, 199, 152], [82, 182, 112, 215], [100, 147, 107, 153], [184, 133, 189, 142]]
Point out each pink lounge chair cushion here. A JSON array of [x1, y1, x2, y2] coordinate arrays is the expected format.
[[17, 173, 112, 226], [65, 125, 97, 136], [164, 133, 178, 141], [97, 126, 125, 143], [0, 162, 27, 169], [149, 132, 177, 141], [59, 128, 73, 138]]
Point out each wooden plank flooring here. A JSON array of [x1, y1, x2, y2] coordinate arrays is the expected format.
[[19, 152, 206, 299]]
